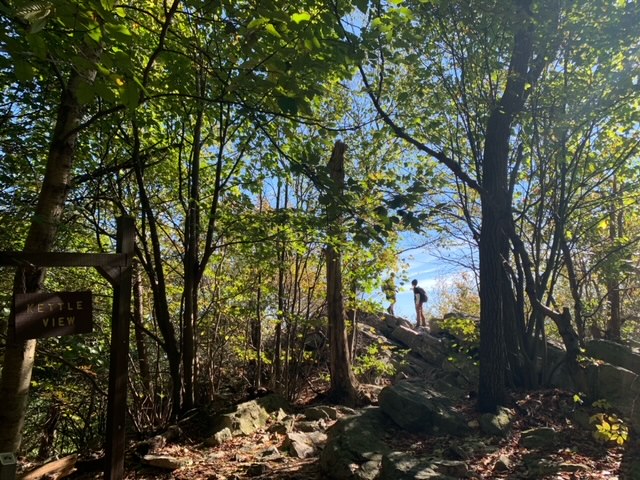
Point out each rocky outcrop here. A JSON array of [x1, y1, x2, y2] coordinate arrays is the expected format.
[[586, 339, 640, 376], [319, 408, 392, 480], [208, 393, 290, 439], [378, 380, 469, 436]]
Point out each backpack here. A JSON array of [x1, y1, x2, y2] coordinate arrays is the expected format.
[[415, 287, 428, 303]]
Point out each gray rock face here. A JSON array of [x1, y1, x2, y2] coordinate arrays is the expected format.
[[378, 380, 469, 436], [319, 408, 391, 480], [390, 326, 447, 366], [583, 362, 640, 430], [586, 340, 640, 375]]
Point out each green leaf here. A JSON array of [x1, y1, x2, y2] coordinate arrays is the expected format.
[[76, 80, 96, 105], [14, 60, 34, 82], [354, 0, 368, 13], [276, 96, 298, 114], [291, 12, 311, 23], [264, 23, 281, 38], [247, 17, 268, 30], [87, 26, 103, 43]]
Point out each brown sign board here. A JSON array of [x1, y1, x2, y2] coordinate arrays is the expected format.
[[14, 292, 93, 341]]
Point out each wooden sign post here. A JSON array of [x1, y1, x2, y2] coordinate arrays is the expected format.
[[0, 216, 134, 480]]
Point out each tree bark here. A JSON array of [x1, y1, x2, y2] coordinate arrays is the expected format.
[[0, 69, 89, 452], [605, 177, 622, 341], [325, 141, 359, 406], [133, 264, 152, 394], [477, 3, 535, 412]]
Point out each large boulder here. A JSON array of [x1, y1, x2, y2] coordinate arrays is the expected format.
[[584, 362, 640, 428], [586, 340, 640, 375], [390, 326, 447, 366], [378, 380, 469, 436], [319, 408, 391, 480]]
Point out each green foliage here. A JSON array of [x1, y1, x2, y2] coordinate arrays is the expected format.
[[590, 410, 629, 446], [353, 339, 406, 384], [572, 394, 629, 446]]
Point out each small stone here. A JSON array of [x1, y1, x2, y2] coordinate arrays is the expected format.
[[304, 406, 338, 421], [297, 419, 326, 432], [285, 432, 315, 458], [479, 407, 513, 437], [206, 427, 233, 447], [467, 419, 480, 428], [246, 463, 268, 476], [261, 446, 281, 459], [141, 454, 183, 470], [494, 454, 511, 472], [558, 462, 589, 472]]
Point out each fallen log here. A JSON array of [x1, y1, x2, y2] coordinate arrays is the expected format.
[[21, 454, 77, 480]]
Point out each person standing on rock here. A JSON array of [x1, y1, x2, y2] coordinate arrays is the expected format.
[[381, 273, 397, 316], [411, 279, 428, 328]]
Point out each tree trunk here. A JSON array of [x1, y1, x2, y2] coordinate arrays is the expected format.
[[133, 264, 152, 394], [477, 4, 536, 412], [606, 177, 622, 341], [325, 141, 359, 406], [182, 102, 204, 411], [0, 67, 94, 452], [133, 124, 183, 417]]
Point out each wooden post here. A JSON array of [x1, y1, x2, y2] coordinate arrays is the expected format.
[[105, 217, 134, 480], [0, 452, 16, 480], [0, 217, 134, 478]]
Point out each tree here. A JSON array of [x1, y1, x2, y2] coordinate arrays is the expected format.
[[325, 141, 360, 405]]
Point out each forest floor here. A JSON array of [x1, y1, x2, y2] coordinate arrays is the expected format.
[[59, 387, 639, 480]]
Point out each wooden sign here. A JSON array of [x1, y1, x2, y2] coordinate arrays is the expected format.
[[14, 292, 93, 341]]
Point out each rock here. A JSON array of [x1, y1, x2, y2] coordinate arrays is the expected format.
[[306, 430, 328, 446], [211, 394, 290, 437], [268, 414, 296, 434], [390, 326, 447, 366], [297, 419, 326, 432], [583, 362, 640, 430], [479, 407, 514, 437], [246, 463, 268, 476], [379, 452, 458, 479], [378, 380, 469, 436], [205, 427, 232, 447], [494, 454, 511, 472], [141, 454, 184, 470], [285, 431, 316, 458], [319, 408, 391, 480], [303, 404, 333, 421], [431, 460, 469, 478], [273, 408, 288, 422], [520, 427, 559, 449], [260, 446, 281, 460], [586, 340, 640, 375], [557, 462, 590, 472]]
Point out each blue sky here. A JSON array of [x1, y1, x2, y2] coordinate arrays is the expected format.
[[367, 235, 476, 321]]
